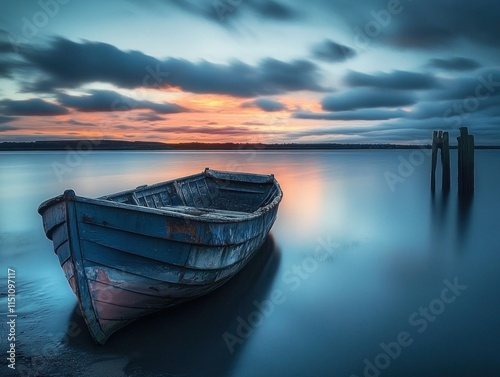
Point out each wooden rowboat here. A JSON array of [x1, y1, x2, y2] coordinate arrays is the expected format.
[[38, 168, 282, 344]]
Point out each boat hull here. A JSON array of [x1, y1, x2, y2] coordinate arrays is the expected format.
[[39, 170, 281, 344]]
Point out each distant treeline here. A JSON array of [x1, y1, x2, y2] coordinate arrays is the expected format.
[[1, 140, 499, 151]]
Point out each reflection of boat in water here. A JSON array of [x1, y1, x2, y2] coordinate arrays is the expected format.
[[38, 168, 282, 344]]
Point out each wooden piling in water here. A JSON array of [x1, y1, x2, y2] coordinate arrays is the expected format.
[[441, 132, 450, 192], [431, 131, 438, 192], [430, 130, 450, 193], [457, 127, 474, 196]]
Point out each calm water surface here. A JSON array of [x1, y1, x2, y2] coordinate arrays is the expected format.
[[0, 150, 499, 377]]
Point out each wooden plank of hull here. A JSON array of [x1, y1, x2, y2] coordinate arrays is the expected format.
[[55, 239, 71, 266], [75, 199, 271, 246], [52, 222, 68, 250], [93, 299, 155, 321], [62, 259, 77, 295], [61, 259, 75, 280], [88, 280, 176, 311], [41, 201, 66, 237], [79, 222, 193, 267], [79, 221, 271, 272], [80, 231, 268, 289], [87, 277, 231, 320], [84, 265, 222, 299]]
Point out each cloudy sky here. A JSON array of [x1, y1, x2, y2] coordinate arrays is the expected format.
[[1, 0, 499, 144]]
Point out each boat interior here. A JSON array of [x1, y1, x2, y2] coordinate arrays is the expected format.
[[102, 170, 280, 215]]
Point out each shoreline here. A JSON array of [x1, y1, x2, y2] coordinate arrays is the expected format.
[[2, 140, 500, 151]]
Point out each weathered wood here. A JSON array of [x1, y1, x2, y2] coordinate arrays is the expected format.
[[468, 135, 474, 194], [457, 127, 474, 196], [430, 130, 450, 192], [441, 131, 450, 192], [38, 169, 283, 344], [431, 131, 438, 192]]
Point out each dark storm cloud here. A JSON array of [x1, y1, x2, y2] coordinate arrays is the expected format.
[[0, 60, 12, 77], [429, 68, 500, 101], [20, 38, 159, 91], [0, 30, 14, 53], [56, 90, 187, 114], [344, 70, 438, 90], [0, 55, 29, 78], [0, 41, 13, 53], [165, 0, 296, 23], [480, 100, 500, 117], [299, 0, 500, 51], [0, 98, 69, 116], [19, 38, 326, 96], [249, 0, 296, 20], [0, 41, 20, 77], [427, 57, 482, 72], [162, 57, 324, 97], [384, 1, 500, 49], [311, 39, 356, 63], [161, 0, 500, 51], [321, 88, 416, 111], [241, 98, 286, 112], [404, 97, 500, 122], [293, 108, 406, 121]]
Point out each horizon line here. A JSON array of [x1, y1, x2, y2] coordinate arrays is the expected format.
[[1, 139, 500, 150]]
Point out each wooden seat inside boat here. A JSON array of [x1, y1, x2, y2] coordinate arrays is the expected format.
[[158, 205, 250, 218]]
